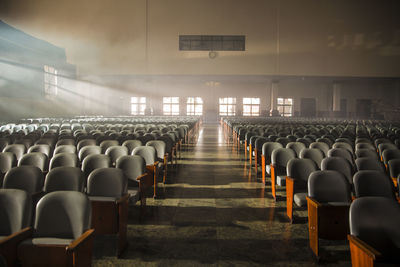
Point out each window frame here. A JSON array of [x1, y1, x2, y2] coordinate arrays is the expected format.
[[277, 97, 293, 117], [186, 97, 203, 116], [163, 97, 180, 116], [131, 97, 146, 115], [242, 97, 260, 116], [219, 97, 237, 116]]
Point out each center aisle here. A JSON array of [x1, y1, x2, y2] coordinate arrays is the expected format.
[[94, 123, 350, 266]]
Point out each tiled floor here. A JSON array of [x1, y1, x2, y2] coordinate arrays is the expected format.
[[93, 124, 351, 266]]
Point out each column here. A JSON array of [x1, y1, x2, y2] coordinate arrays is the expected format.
[[270, 81, 279, 116], [332, 83, 341, 112]]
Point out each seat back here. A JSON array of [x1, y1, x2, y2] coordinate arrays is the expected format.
[[355, 157, 385, 172], [262, 142, 283, 164], [34, 191, 91, 239], [3, 166, 44, 194], [388, 159, 400, 178], [49, 153, 79, 170], [271, 148, 296, 168], [132, 146, 156, 165], [327, 148, 354, 166], [53, 145, 77, 156], [355, 148, 379, 159], [122, 140, 142, 154], [18, 152, 48, 172], [382, 148, 400, 165], [286, 142, 306, 157], [99, 140, 119, 154], [353, 170, 396, 199], [27, 144, 51, 157], [0, 152, 17, 174], [81, 154, 111, 178], [333, 142, 354, 154], [77, 139, 97, 151], [116, 155, 146, 182], [44, 167, 85, 193], [310, 142, 329, 157], [350, 197, 400, 260], [287, 158, 318, 184], [0, 189, 31, 236], [321, 156, 353, 184], [87, 168, 127, 198], [78, 145, 101, 161], [146, 140, 166, 160], [308, 170, 351, 203], [105, 146, 128, 165], [299, 148, 324, 169]]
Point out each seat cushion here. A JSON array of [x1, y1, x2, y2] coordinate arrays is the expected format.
[[277, 175, 286, 186], [21, 237, 73, 246], [128, 189, 140, 204], [294, 193, 307, 207], [266, 165, 271, 175]]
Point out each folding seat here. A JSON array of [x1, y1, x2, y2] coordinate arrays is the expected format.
[[355, 148, 379, 159], [78, 145, 101, 162], [309, 142, 329, 157], [276, 137, 290, 148], [2, 144, 26, 161], [136, 135, 155, 147], [353, 170, 396, 199], [348, 197, 400, 266], [249, 135, 261, 165], [53, 144, 77, 156], [307, 170, 352, 258], [355, 137, 372, 144], [105, 145, 128, 166], [146, 140, 168, 183], [299, 148, 324, 169], [270, 148, 296, 200], [81, 154, 111, 180], [132, 146, 159, 198], [374, 138, 391, 150], [77, 139, 97, 151], [355, 142, 375, 151], [116, 155, 151, 206], [122, 139, 142, 154], [0, 189, 32, 267], [332, 142, 354, 154], [44, 166, 85, 193], [17, 191, 94, 267], [388, 158, 400, 187], [49, 153, 79, 170], [157, 135, 175, 165], [14, 138, 33, 150], [0, 152, 17, 187], [34, 137, 56, 148], [327, 148, 354, 167], [87, 168, 129, 257], [285, 158, 318, 223], [261, 142, 283, 183], [55, 138, 75, 147], [381, 148, 400, 168], [321, 157, 354, 185], [253, 137, 269, 173], [335, 137, 353, 146], [3, 166, 44, 202], [27, 144, 52, 158], [244, 131, 256, 160], [286, 142, 306, 158], [99, 140, 119, 154], [355, 157, 385, 173]]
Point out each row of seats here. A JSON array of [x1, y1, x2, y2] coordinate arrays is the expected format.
[[222, 117, 400, 266], [0, 116, 201, 266]]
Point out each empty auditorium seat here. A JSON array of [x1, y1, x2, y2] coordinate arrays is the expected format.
[[44, 167, 85, 193]]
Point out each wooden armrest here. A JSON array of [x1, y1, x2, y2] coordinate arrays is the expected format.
[[136, 173, 148, 180], [116, 193, 130, 205], [67, 229, 95, 252], [153, 161, 159, 166], [306, 196, 322, 208], [0, 227, 32, 246], [348, 234, 381, 260]]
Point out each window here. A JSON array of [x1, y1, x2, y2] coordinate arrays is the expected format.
[[163, 97, 180, 115], [187, 97, 203, 115], [179, 35, 245, 51], [219, 97, 236, 116], [277, 98, 293, 117], [243, 98, 260, 116], [44, 65, 58, 96], [131, 97, 146, 115]]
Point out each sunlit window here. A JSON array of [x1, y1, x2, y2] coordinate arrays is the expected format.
[[243, 97, 260, 116], [163, 97, 180, 115], [131, 97, 146, 115], [44, 65, 58, 96], [277, 98, 293, 117], [187, 97, 203, 115], [219, 97, 236, 116]]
